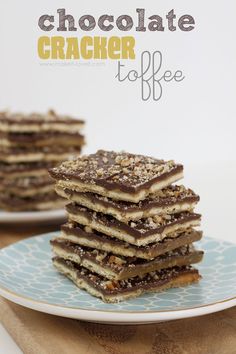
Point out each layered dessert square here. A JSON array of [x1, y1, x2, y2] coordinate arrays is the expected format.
[[50, 150, 203, 303], [0, 110, 85, 212]]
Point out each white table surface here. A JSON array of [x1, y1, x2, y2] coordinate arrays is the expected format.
[[0, 162, 236, 353]]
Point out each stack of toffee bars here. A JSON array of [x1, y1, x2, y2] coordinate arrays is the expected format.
[[50, 150, 203, 303], [0, 110, 85, 211]]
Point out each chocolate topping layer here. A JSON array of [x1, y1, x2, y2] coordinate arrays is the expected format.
[[51, 238, 203, 280], [0, 110, 84, 126], [53, 257, 200, 302], [0, 161, 56, 175], [0, 131, 85, 147], [50, 150, 183, 196], [0, 131, 84, 142], [59, 185, 199, 221], [0, 191, 62, 209], [61, 223, 203, 259], [0, 145, 82, 155], [0, 175, 54, 190], [67, 204, 201, 242], [64, 185, 199, 211]]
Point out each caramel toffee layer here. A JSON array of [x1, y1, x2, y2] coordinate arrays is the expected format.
[[66, 204, 201, 246], [51, 238, 203, 281], [0, 110, 84, 133], [50, 150, 183, 203], [57, 185, 199, 222], [61, 223, 203, 260], [0, 146, 82, 163], [0, 131, 85, 148], [53, 258, 200, 303], [0, 191, 66, 211]]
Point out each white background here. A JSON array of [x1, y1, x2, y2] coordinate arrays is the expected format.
[[0, 1, 236, 352], [0, 0, 236, 163]]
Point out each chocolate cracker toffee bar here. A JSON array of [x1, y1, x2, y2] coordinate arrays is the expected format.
[[0, 109, 85, 212], [0, 191, 66, 211], [0, 110, 84, 133], [0, 131, 85, 148], [52, 257, 201, 303], [0, 161, 55, 179], [57, 184, 199, 222], [50, 150, 203, 303], [0, 146, 82, 163], [50, 150, 183, 203], [60, 223, 203, 260], [66, 204, 201, 246], [0, 175, 54, 197], [51, 238, 203, 281]]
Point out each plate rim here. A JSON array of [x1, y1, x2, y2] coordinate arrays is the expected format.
[[0, 285, 236, 323], [0, 209, 66, 223], [0, 233, 236, 323]]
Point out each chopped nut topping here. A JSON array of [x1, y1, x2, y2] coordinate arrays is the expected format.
[[0, 110, 84, 124], [130, 221, 137, 228], [105, 280, 120, 290], [84, 226, 93, 233], [50, 150, 182, 192], [120, 157, 132, 167], [108, 255, 126, 266], [97, 168, 104, 176], [153, 215, 163, 223], [95, 253, 107, 262]]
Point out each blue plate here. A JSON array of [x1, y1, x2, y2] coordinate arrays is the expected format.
[[0, 233, 235, 324]]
